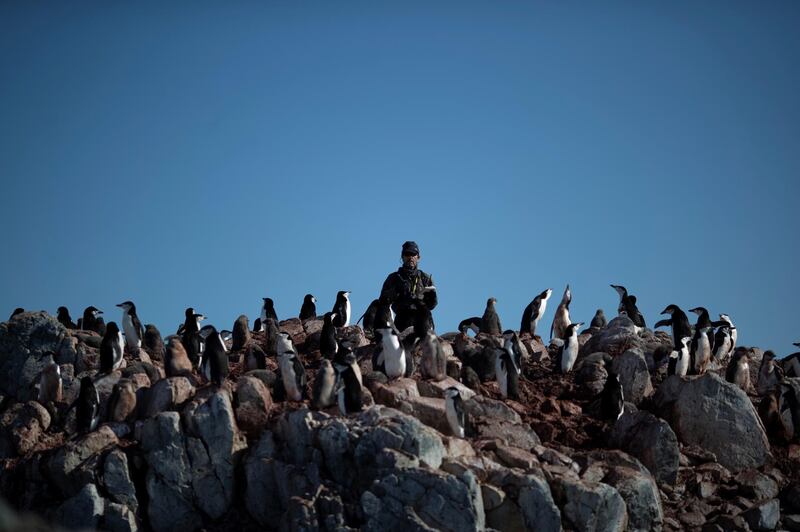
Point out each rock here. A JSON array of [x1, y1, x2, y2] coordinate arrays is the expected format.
[[103, 449, 138, 512], [417, 376, 476, 400], [361, 467, 485, 531], [371, 378, 420, 406], [672, 373, 771, 472], [678, 512, 706, 528], [743, 498, 780, 531], [703, 514, 750, 532], [602, 464, 663, 532], [0, 311, 69, 401], [481, 484, 505, 511], [784, 515, 800, 532], [552, 477, 628, 532], [103, 502, 138, 532], [516, 474, 562, 532], [575, 353, 609, 395], [403, 395, 450, 434], [183, 389, 247, 520], [355, 407, 446, 471], [737, 469, 779, 501], [495, 444, 539, 470], [610, 349, 653, 405], [580, 315, 643, 358], [48, 425, 119, 496], [54, 483, 105, 530], [475, 419, 540, 450], [143, 377, 195, 418], [141, 412, 201, 532], [608, 410, 680, 485], [235, 375, 273, 436], [0, 401, 51, 457], [463, 394, 521, 424]]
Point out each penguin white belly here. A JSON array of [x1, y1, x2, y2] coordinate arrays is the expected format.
[[496, 356, 508, 398], [676, 349, 689, 377], [384, 348, 406, 379], [695, 337, 711, 372], [344, 300, 351, 327], [561, 339, 578, 372], [337, 385, 347, 415], [445, 400, 464, 438], [122, 315, 140, 348], [113, 333, 125, 370], [281, 360, 302, 401]]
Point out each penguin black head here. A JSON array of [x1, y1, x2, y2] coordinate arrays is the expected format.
[[444, 386, 461, 399], [595, 309, 604, 315], [794, 342, 800, 349], [688, 307, 708, 316], [323, 312, 337, 325], [763, 350, 775, 360], [117, 301, 136, 312], [105, 321, 120, 335], [565, 322, 584, 336], [199, 324, 217, 339], [86, 306, 103, 317], [680, 336, 691, 347], [57, 306, 71, 317], [336, 291, 351, 299], [540, 288, 553, 300], [185, 307, 195, 318], [629, 295, 637, 304], [10, 308, 25, 319], [79, 375, 95, 392], [660, 304, 680, 315], [304, 294, 316, 303], [486, 297, 497, 307], [263, 298, 274, 307]]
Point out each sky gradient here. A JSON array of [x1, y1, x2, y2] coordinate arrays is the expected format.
[[2, 2, 799, 354]]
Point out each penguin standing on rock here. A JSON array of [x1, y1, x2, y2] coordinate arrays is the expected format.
[[688, 307, 720, 374], [320, 312, 338, 360], [420, 330, 447, 381], [57, 307, 77, 329], [278, 333, 306, 401], [610, 285, 646, 328], [600, 372, 624, 420], [259, 298, 278, 331], [107, 379, 137, 422], [481, 298, 502, 335], [311, 359, 337, 410], [232, 315, 251, 351], [180, 308, 204, 366], [782, 343, 800, 378], [300, 294, 317, 321], [495, 346, 520, 400], [714, 314, 736, 362], [559, 322, 583, 373], [202, 326, 229, 385], [667, 337, 692, 377], [117, 301, 145, 352], [331, 291, 351, 327], [76, 377, 100, 434], [357, 299, 380, 335], [550, 285, 572, 341], [165, 337, 193, 377], [757, 351, 783, 396], [520, 288, 553, 339], [38, 354, 62, 405], [100, 322, 125, 373], [444, 387, 466, 438], [143, 324, 165, 361], [458, 317, 482, 335], [655, 305, 692, 349], [373, 327, 406, 380], [726, 349, 751, 392], [502, 330, 524, 370], [79, 306, 105, 335], [590, 309, 607, 330], [335, 353, 363, 415]]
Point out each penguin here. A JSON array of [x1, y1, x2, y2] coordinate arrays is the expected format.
[[117, 301, 144, 351], [495, 347, 520, 400], [9, 308, 25, 320], [550, 285, 572, 341], [181, 308, 204, 366], [373, 296, 395, 331], [164, 336, 193, 377], [460, 365, 481, 392], [232, 315, 250, 351], [559, 322, 583, 373], [311, 359, 337, 410], [589, 309, 607, 330], [444, 386, 466, 438], [57, 306, 77, 329], [610, 285, 646, 328], [262, 318, 280, 357], [758, 386, 792, 442], [100, 322, 125, 373], [320, 312, 339, 360], [726, 349, 751, 392], [252, 318, 262, 334], [107, 379, 137, 422], [201, 326, 229, 385], [334, 353, 363, 415], [655, 304, 692, 349], [300, 294, 317, 321], [481, 297, 502, 335], [331, 291, 351, 327], [420, 330, 447, 381], [38, 353, 62, 405], [688, 307, 719, 373], [372, 327, 406, 380], [502, 330, 524, 371], [245, 343, 268, 371], [278, 333, 306, 401], [520, 288, 553, 338], [79, 306, 105, 334], [458, 317, 482, 335], [143, 324, 165, 361], [600, 372, 624, 421], [76, 376, 100, 433], [667, 336, 692, 377], [782, 343, 800, 378], [757, 350, 783, 396], [260, 298, 278, 327], [357, 299, 380, 335], [714, 314, 736, 362]]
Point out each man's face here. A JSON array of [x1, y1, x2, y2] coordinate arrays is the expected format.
[[402, 253, 420, 268]]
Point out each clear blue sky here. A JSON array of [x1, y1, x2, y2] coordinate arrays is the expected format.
[[2, 2, 798, 354]]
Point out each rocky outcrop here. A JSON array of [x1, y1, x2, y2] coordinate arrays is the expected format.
[[608, 410, 680, 485]]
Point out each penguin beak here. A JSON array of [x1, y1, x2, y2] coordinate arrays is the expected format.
[[660, 307, 669, 315]]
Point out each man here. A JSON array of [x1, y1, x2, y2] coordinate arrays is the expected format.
[[380, 241, 438, 332]]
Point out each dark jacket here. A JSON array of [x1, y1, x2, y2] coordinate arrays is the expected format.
[[380, 266, 437, 331]]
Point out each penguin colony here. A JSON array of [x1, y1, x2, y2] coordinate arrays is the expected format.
[[16, 283, 799, 444]]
